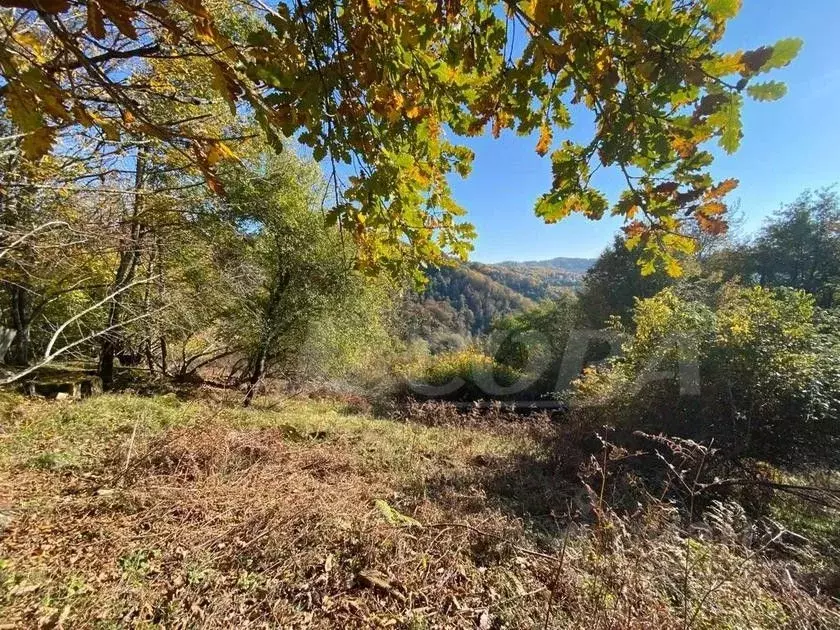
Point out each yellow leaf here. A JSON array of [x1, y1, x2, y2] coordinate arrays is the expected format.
[[640, 258, 657, 276], [671, 136, 696, 158], [6, 85, 42, 131], [664, 231, 697, 255], [15, 32, 46, 62], [665, 256, 684, 278], [374, 499, 421, 528], [21, 127, 56, 160], [535, 124, 552, 157], [702, 52, 745, 77], [211, 62, 238, 115], [405, 104, 423, 120], [205, 140, 237, 165]]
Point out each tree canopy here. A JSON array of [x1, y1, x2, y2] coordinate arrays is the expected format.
[[1, 0, 800, 272]]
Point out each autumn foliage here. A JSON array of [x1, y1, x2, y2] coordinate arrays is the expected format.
[[1, 0, 800, 271]]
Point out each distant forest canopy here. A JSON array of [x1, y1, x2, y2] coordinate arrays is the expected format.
[[404, 257, 594, 349], [495, 257, 596, 275]]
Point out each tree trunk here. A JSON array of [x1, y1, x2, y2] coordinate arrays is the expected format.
[[142, 235, 157, 375], [241, 251, 289, 407], [9, 286, 32, 365], [0, 327, 17, 364], [99, 148, 146, 388], [145, 339, 156, 375], [243, 345, 268, 407], [159, 335, 168, 375], [1, 138, 36, 368]]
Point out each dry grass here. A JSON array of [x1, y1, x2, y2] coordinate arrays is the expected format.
[[0, 393, 838, 628]]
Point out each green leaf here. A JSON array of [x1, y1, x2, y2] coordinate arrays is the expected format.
[[580, 190, 608, 220], [324, 209, 340, 227], [762, 38, 803, 72], [706, 0, 742, 20], [746, 81, 787, 102], [716, 93, 743, 154], [535, 193, 568, 223]]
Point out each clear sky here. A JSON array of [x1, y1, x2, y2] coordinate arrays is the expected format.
[[451, 0, 840, 263]]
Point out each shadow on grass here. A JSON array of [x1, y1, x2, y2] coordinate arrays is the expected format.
[[400, 431, 585, 540]]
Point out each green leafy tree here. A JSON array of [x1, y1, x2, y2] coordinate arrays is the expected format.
[[216, 146, 365, 405], [703, 190, 840, 308], [577, 235, 672, 328], [752, 190, 840, 307], [491, 295, 578, 395]]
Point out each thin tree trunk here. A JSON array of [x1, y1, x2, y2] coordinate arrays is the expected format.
[[99, 148, 146, 388], [242, 242, 291, 407], [142, 234, 157, 375], [155, 233, 168, 375], [242, 344, 268, 407], [160, 335, 168, 376], [2, 147, 34, 367], [242, 258, 289, 407], [9, 286, 31, 365], [144, 340, 156, 375]]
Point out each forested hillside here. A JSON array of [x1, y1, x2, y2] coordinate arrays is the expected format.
[[403, 258, 593, 349], [474, 258, 592, 300], [497, 256, 596, 275]]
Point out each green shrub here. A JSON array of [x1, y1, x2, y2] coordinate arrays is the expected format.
[[398, 348, 528, 401], [571, 285, 840, 459], [491, 296, 578, 397]]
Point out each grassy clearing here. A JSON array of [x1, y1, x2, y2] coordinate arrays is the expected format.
[[0, 394, 838, 628]]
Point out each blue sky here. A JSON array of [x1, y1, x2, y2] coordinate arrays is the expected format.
[[451, 0, 840, 263]]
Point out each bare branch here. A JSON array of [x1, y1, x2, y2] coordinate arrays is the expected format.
[[44, 274, 159, 358], [0, 304, 169, 386], [0, 221, 69, 260]]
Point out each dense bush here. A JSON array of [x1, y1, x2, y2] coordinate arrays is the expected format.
[[397, 348, 528, 401], [571, 285, 840, 460], [490, 296, 578, 397]]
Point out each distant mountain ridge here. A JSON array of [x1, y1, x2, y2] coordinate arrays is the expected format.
[[493, 256, 596, 274]]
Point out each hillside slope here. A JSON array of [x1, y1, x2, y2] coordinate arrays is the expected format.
[[406, 257, 595, 342]]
